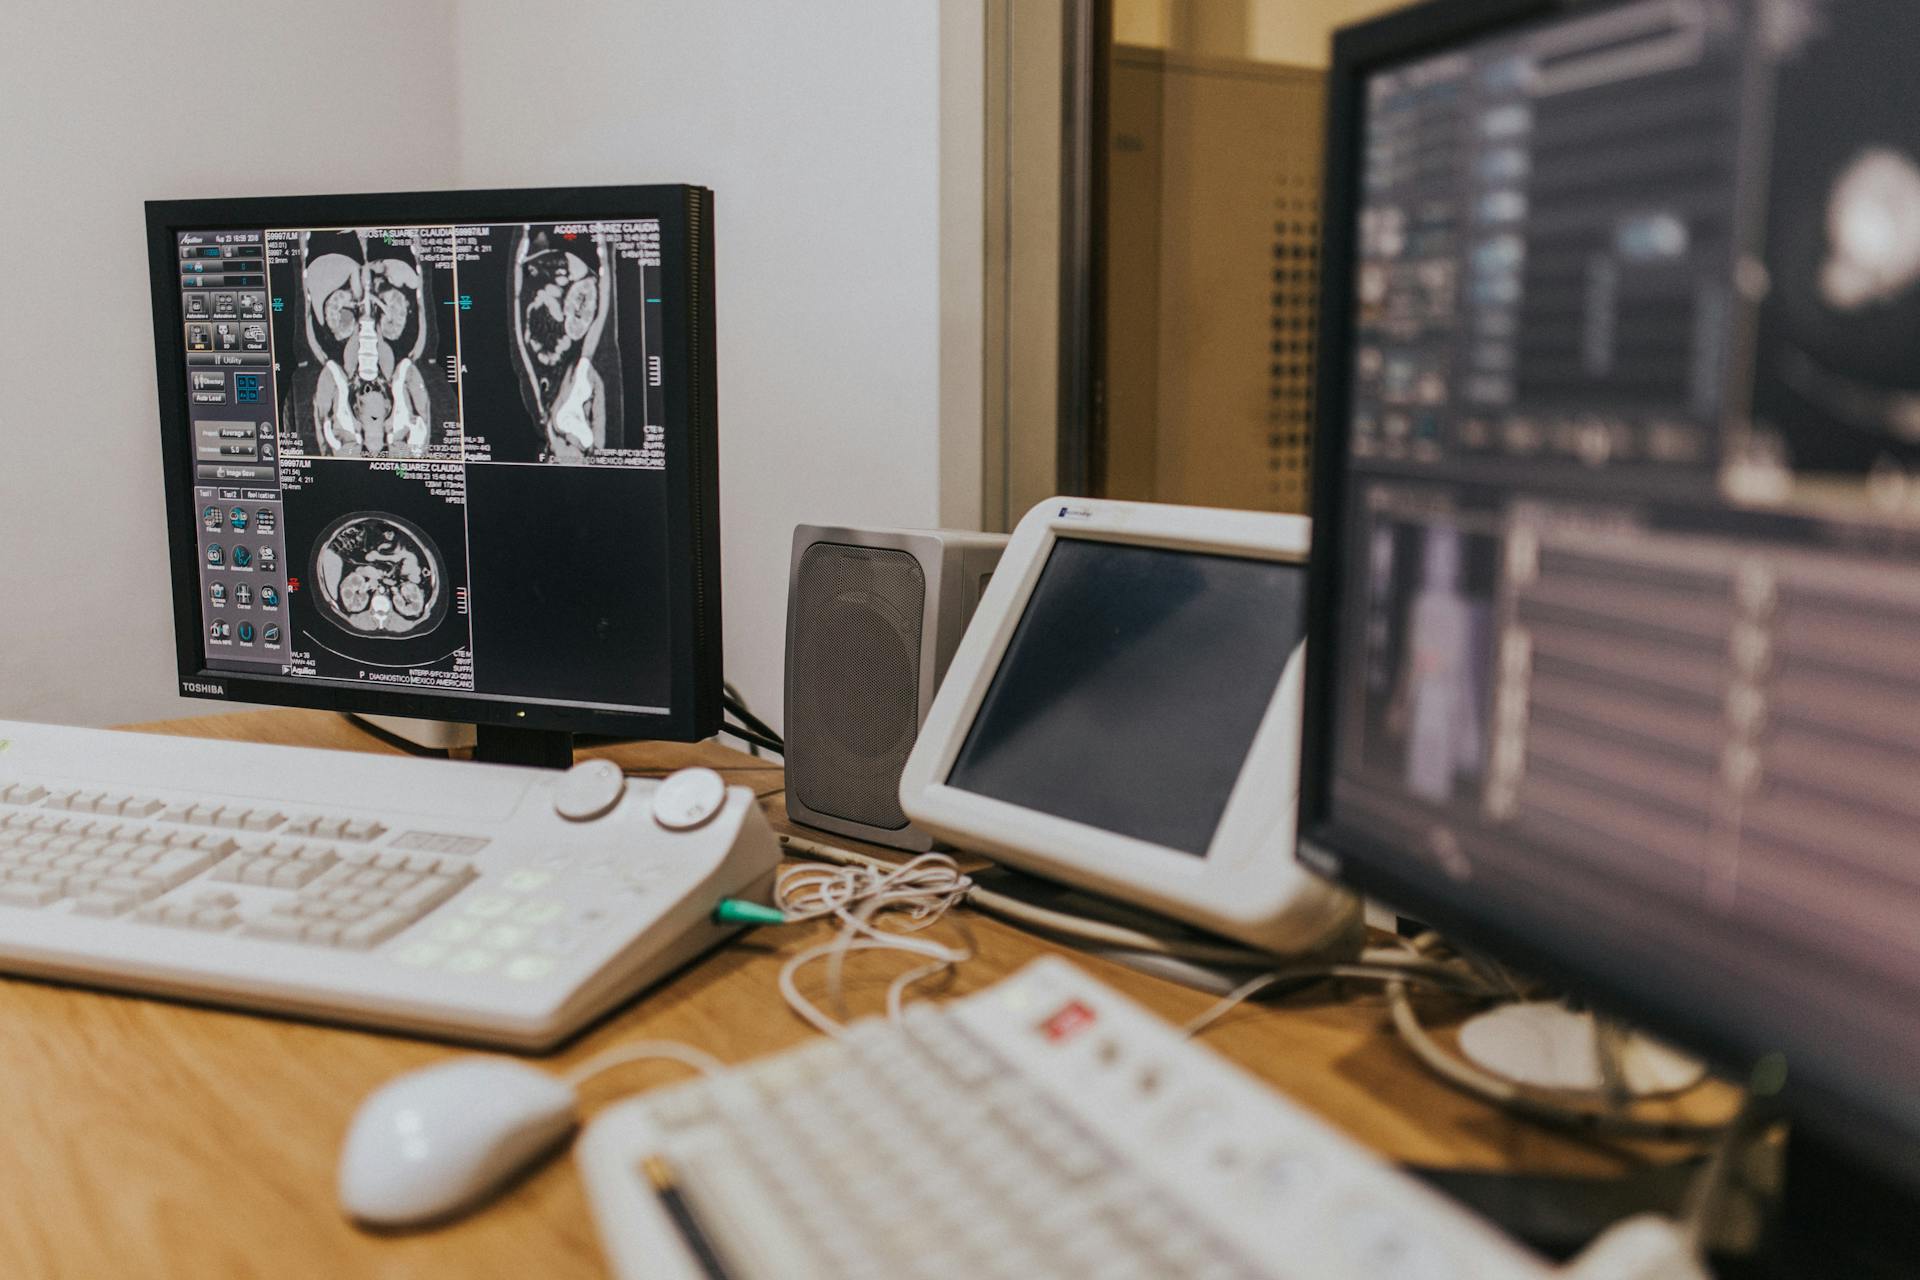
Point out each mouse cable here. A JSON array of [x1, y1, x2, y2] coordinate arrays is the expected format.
[[561, 1040, 728, 1090]]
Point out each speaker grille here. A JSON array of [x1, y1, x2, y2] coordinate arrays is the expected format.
[[789, 543, 926, 831]]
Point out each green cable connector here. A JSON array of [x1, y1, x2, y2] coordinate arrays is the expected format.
[[713, 898, 788, 927]]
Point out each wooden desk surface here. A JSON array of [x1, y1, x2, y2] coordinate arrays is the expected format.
[[0, 710, 1729, 1280]]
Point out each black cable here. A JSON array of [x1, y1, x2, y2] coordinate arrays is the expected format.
[[722, 691, 783, 750], [722, 721, 784, 757]]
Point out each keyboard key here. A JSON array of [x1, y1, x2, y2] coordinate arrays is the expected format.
[[512, 899, 565, 925], [73, 892, 139, 917], [239, 914, 306, 941], [268, 862, 318, 889], [0, 882, 59, 907], [445, 948, 498, 973], [394, 831, 491, 856], [338, 912, 411, 949], [461, 893, 512, 919], [394, 941, 447, 967], [504, 954, 556, 981], [396, 874, 469, 914]]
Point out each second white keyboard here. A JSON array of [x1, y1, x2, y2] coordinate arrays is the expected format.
[[578, 956, 1555, 1280], [0, 720, 781, 1048]]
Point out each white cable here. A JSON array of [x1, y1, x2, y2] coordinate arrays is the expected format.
[[777, 832, 1317, 968], [560, 1040, 727, 1089], [772, 852, 976, 1034]]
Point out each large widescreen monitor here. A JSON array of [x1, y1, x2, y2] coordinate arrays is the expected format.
[[1299, 0, 1920, 1235]]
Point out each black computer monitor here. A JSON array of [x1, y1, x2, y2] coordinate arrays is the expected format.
[[145, 186, 721, 765], [1300, 0, 1920, 1257]]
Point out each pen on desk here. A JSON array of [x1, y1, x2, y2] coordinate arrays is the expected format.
[[643, 1154, 736, 1280]]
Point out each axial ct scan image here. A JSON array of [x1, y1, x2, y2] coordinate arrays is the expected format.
[[273, 230, 457, 460], [311, 513, 447, 638]]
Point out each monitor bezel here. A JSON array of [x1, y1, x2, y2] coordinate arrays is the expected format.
[[900, 497, 1356, 953], [1297, 0, 1920, 1192], [144, 184, 721, 742]]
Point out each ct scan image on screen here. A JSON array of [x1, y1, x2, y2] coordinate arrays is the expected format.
[[945, 538, 1306, 855], [179, 215, 675, 711]]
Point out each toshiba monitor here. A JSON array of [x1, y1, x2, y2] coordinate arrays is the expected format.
[[145, 186, 721, 764]]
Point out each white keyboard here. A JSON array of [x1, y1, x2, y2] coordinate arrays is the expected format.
[[578, 956, 1554, 1280], [0, 720, 781, 1048]]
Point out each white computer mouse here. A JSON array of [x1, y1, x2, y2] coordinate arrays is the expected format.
[[338, 1057, 578, 1227]]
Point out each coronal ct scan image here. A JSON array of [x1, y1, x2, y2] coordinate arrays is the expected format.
[[272, 230, 457, 460], [311, 513, 447, 638]]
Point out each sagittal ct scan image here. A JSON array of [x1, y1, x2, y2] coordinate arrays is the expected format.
[[514, 226, 619, 461], [270, 229, 457, 460], [311, 512, 447, 638], [456, 220, 662, 466]]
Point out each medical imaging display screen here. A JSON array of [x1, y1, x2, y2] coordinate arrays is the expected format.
[[946, 538, 1305, 855], [174, 219, 673, 712], [1317, 0, 1920, 1181]]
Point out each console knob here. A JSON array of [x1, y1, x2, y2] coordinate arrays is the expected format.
[[553, 758, 626, 822], [652, 768, 727, 832]]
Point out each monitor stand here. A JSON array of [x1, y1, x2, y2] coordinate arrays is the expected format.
[[473, 725, 575, 770]]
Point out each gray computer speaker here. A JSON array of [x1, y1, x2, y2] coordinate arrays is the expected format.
[[784, 524, 1007, 851]]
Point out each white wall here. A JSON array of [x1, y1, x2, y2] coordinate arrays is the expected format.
[[0, 0, 462, 727], [454, 0, 950, 733], [0, 0, 963, 736]]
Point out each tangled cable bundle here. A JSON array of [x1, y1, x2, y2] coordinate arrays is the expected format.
[[773, 853, 978, 1035]]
